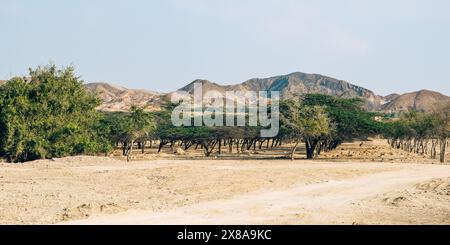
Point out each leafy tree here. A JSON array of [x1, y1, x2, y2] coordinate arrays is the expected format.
[[99, 106, 156, 161], [303, 94, 383, 147], [0, 64, 112, 162], [280, 100, 332, 160], [299, 105, 333, 159]]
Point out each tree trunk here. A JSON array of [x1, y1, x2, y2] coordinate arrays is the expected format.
[[440, 137, 447, 163], [122, 142, 127, 156], [291, 141, 299, 161], [305, 139, 318, 159], [431, 139, 437, 159], [141, 141, 146, 154], [203, 142, 211, 157], [158, 142, 164, 153], [127, 140, 134, 162]]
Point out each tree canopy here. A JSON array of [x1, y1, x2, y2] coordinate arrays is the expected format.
[[0, 64, 112, 162]]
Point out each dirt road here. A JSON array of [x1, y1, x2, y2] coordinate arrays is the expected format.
[[1, 139, 449, 225], [64, 165, 450, 225]]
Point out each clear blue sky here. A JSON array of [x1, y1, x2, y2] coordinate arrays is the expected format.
[[1, 0, 449, 95]]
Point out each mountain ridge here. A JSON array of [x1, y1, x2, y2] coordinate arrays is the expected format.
[[2, 73, 448, 113], [381, 89, 450, 113], [85, 82, 163, 112], [85, 72, 450, 112]]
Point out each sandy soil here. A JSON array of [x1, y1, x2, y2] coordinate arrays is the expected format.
[[0, 140, 449, 225]]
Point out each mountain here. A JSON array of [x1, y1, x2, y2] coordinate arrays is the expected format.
[[381, 90, 450, 113], [178, 79, 227, 95], [383, 93, 401, 102], [177, 72, 383, 110], [2, 73, 447, 113], [85, 83, 163, 112]]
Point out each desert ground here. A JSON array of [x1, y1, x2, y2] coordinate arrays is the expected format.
[[0, 139, 449, 225]]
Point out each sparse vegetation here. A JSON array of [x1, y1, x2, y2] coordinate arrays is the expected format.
[[0, 64, 448, 163], [384, 107, 450, 163]]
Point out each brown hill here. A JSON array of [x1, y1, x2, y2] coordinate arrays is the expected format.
[[2, 73, 447, 113], [382, 90, 450, 113], [178, 79, 226, 95], [177, 72, 384, 110], [383, 93, 401, 102], [85, 83, 163, 112]]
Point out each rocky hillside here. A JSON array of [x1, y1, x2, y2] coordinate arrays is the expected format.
[[381, 90, 450, 113], [86, 73, 449, 112], [3, 73, 446, 113], [85, 83, 163, 112], [177, 72, 384, 110], [178, 79, 227, 95]]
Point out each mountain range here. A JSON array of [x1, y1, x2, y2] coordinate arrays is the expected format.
[[2, 73, 449, 113], [85, 72, 449, 113]]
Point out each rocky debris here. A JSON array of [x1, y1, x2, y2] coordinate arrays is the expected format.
[[57, 203, 126, 222], [374, 178, 450, 211], [382, 194, 412, 207], [414, 178, 450, 196], [318, 139, 440, 163]]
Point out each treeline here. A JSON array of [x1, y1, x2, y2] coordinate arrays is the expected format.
[[0, 65, 448, 163], [384, 109, 449, 163], [98, 93, 385, 161]]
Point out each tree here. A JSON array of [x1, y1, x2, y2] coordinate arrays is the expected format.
[[0, 64, 112, 162], [300, 106, 332, 159], [280, 100, 332, 160], [99, 106, 156, 161], [127, 106, 156, 158], [303, 94, 383, 145], [435, 103, 450, 163], [383, 107, 449, 163], [280, 100, 303, 160]]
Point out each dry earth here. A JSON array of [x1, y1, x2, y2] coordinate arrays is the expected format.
[[0, 140, 449, 225]]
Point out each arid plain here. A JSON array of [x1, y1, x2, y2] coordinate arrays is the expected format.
[[1, 139, 449, 225]]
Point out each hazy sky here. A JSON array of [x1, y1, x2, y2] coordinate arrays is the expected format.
[[1, 0, 449, 95]]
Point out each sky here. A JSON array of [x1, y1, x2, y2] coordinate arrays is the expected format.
[[1, 0, 449, 95]]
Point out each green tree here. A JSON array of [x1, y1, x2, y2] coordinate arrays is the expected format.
[[0, 64, 112, 162], [303, 94, 383, 149], [280, 100, 332, 160], [99, 106, 156, 161], [383, 108, 449, 162], [300, 106, 332, 159]]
